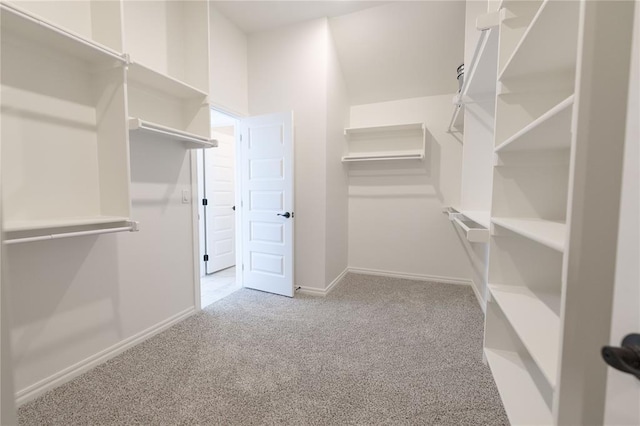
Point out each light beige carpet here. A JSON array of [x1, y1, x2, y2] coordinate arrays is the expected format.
[[18, 273, 508, 425]]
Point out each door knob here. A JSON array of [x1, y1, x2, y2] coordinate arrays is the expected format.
[[602, 333, 640, 380], [277, 212, 291, 219]]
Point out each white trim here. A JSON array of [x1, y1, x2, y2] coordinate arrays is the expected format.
[[347, 267, 473, 286], [15, 307, 195, 406], [470, 280, 487, 313], [190, 151, 202, 312], [297, 268, 348, 297]]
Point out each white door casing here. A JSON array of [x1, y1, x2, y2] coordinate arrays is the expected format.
[[204, 130, 236, 273], [240, 111, 294, 297]]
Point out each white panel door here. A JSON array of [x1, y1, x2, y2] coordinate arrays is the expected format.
[[240, 112, 294, 297], [204, 130, 236, 273]]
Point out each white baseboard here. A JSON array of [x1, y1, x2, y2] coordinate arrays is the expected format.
[[297, 267, 348, 297], [15, 307, 195, 406], [469, 281, 486, 313], [348, 267, 473, 286]]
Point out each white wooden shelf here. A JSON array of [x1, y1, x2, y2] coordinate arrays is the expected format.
[[495, 95, 574, 152], [492, 217, 565, 252], [453, 216, 490, 243], [485, 348, 554, 425], [127, 62, 208, 100], [0, 3, 125, 65], [344, 122, 424, 135], [489, 284, 560, 388], [499, 0, 580, 80], [343, 122, 425, 162], [128, 118, 217, 149], [342, 151, 424, 162], [4, 216, 131, 233]]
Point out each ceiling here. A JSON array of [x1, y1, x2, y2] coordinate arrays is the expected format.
[[212, 1, 466, 105], [211, 1, 388, 34]]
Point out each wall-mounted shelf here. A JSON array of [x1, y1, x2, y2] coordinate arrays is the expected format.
[[495, 95, 574, 152], [343, 122, 425, 163], [0, 3, 125, 66], [489, 284, 560, 388], [4, 216, 131, 233], [4, 220, 139, 245], [127, 62, 208, 100], [492, 217, 565, 252], [128, 118, 217, 149]]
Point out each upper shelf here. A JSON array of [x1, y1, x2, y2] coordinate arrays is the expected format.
[[129, 118, 217, 149], [0, 3, 125, 66], [127, 62, 208, 100], [344, 122, 424, 136], [495, 95, 574, 152], [499, 0, 580, 81]]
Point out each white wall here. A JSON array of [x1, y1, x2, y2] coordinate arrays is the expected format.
[[324, 26, 350, 286], [248, 19, 330, 290], [604, 3, 640, 424], [6, 139, 197, 403], [348, 96, 474, 283], [209, 5, 248, 116]]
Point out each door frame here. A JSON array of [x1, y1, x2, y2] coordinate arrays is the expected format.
[[192, 105, 246, 311]]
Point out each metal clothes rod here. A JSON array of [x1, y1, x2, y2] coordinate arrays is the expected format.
[[4, 222, 139, 245]]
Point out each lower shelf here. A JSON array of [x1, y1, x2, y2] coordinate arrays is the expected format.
[[485, 348, 554, 425], [489, 284, 560, 388], [4, 219, 139, 244], [129, 118, 217, 149], [341, 150, 424, 162], [492, 217, 566, 252]]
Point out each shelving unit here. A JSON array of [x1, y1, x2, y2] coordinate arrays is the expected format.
[[1, 3, 132, 239], [342, 123, 425, 162], [482, 0, 614, 424], [1, 0, 214, 242]]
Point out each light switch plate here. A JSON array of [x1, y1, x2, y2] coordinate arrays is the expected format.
[[182, 190, 190, 204]]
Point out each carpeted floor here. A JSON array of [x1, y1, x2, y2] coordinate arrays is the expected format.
[[18, 273, 508, 425]]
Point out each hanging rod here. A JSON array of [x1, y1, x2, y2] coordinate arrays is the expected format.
[[4, 221, 139, 245]]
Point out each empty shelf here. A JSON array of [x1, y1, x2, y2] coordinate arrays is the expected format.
[[485, 348, 554, 425], [344, 122, 424, 136], [127, 62, 208, 99], [492, 217, 565, 252], [499, 0, 580, 80], [489, 284, 560, 388], [4, 216, 130, 232], [342, 151, 424, 162], [129, 118, 217, 149], [0, 3, 125, 65], [496, 95, 574, 152]]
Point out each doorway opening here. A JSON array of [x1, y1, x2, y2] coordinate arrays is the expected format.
[[198, 108, 241, 308]]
